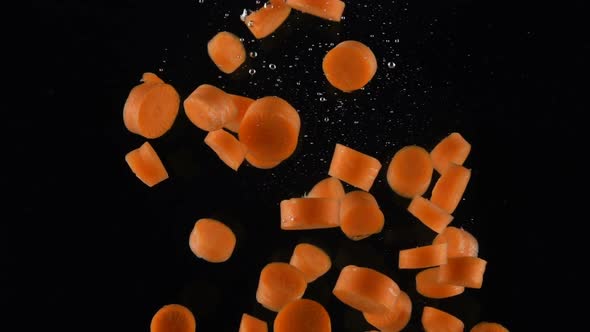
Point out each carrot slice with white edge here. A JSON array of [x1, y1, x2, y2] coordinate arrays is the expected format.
[[430, 132, 471, 174], [125, 141, 169, 187], [286, 0, 345, 22], [183, 84, 237, 132], [207, 31, 246, 74], [340, 191, 384, 241], [256, 262, 307, 312], [239, 313, 268, 332], [189, 218, 236, 263], [328, 143, 382, 191], [421, 306, 464, 332], [307, 176, 346, 199], [432, 226, 479, 258], [407, 196, 454, 233], [430, 163, 471, 214], [224, 94, 255, 133], [273, 298, 331, 332], [386, 145, 434, 198], [415, 267, 465, 299], [398, 243, 448, 269], [438, 256, 487, 289], [322, 40, 377, 92], [362, 290, 412, 332], [244, 0, 292, 39], [280, 197, 340, 230], [289, 243, 332, 283], [204, 129, 248, 171]]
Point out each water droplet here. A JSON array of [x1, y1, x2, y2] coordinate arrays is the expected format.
[[249, 51, 258, 58], [269, 63, 276, 70], [319, 97, 327, 102], [239, 37, 244, 42], [387, 62, 396, 69], [324, 116, 329, 122], [249, 69, 256, 75], [240, 9, 248, 21]]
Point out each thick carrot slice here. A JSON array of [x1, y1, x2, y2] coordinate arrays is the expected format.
[[415, 267, 464, 299], [256, 262, 307, 312], [363, 290, 412, 332], [280, 197, 340, 230], [204, 129, 248, 171], [207, 31, 246, 74], [470, 322, 509, 332], [188, 218, 236, 263], [328, 143, 382, 191], [340, 191, 384, 240], [431, 132, 471, 174], [123, 72, 180, 139], [245, 152, 283, 169], [322, 40, 378, 92], [125, 141, 169, 187], [421, 306, 464, 332], [150, 304, 196, 332], [430, 163, 471, 214], [244, 0, 292, 39], [307, 176, 345, 199], [386, 145, 433, 198], [332, 265, 400, 314], [183, 84, 237, 132], [407, 196, 454, 234], [224, 94, 255, 133], [398, 243, 448, 269], [438, 256, 487, 289], [239, 313, 268, 332], [286, 0, 345, 22], [274, 298, 331, 332], [289, 243, 332, 283], [432, 226, 479, 258]]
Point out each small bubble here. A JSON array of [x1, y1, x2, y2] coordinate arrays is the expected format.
[[224, 13, 229, 18], [255, 0, 260, 3], [296, 81, 301, 86], [158, 68, 164, 72], [340, 16, 345, 20], [308, 47, 313, 51], [198, 0, 204, 3], [319, 97, 327, 102], [394, 38, 400, 43], [387, 62, 396, 69], [269, 63, 276, 70], [249, 51, 258, 58], [249, 69, 256, 75], [370, 34, 375, 38], [324, 116, 329, 122]]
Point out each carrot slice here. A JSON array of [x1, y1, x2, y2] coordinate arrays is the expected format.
[[204, 129, 248, 171], [415, 267, 464, 299], [280, 197, 340, 230], [432, 226, 479, 258], [273, 298, 331, 332], [150, 304, 196, 332], [362, 290, 412, 332], [123, 72, 180, 139], [286, 0, 345, 22], [470, 321, 509, 332], [421, 306, 464, 332], [386, 145, 434, 198], [328, 143, 382, 191], [125, 141, 169, 187], [207, 31, 246, 74], [245, 152, 283, 169], [239, 313, 268, 332], [183, 84, 237, 132], [188, 218, 236, 263], [322, 40, 378, 92], [307, 176, 346, 199], [430, 163, 471, 214], [332, 265, 400, 314], [244, 0, 292, 39], [407, 196, 454, 234], [431, 132, 471, 174], [398, 243, 448, 269], [340, 191, 384, 241], [224, 94, 255, 133], [256, 262, 307, 312], [289, 243, 332, 283], [438, 256, 487, 289]]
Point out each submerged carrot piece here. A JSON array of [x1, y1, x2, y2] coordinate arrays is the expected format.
[[280, 197, 340, 230], [204, 129, 248, 171], [189, 218, 236, 263], [322, 40, 377, 92], [340, 191, 384, 240], [125, 141, 169, 187], [332, 265, 400, 314], [328, 143, 382, 191], [274, 298, 331, 332], [398, 243, 448, 269], [470, 322, 509, 332], [432, 226, 479, 258], [438, 256, 487, 289], [386, 145, 434, 198], [421, 306, 464, 332], [150, 304, 196, 332], [244, 0, 292, 39], [289, 243, 332, 283], [415, 267, 464, 299], [256, 262, 307, 312], [239, 313, 268, 332], [207, 31, 246, 74], [286, 0, 345, 22], [307, 176, 345, 199], [431, 132, 471, 174], [224, 94, 255, 133], [430, 163, 471, 214], [245, 152, 283, 169], [184, 84, 237, 132], [407, 196, 454, 233], [123, 72, 180, 139], [363, 290, 412, 332]]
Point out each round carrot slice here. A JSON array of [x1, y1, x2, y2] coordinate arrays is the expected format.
[[421, 306, 464, 332], [470, 321, 510, 332], [322, 40, 377, 92], [189, 218, 236, 263], [340, 191, 384, 241], [289, 243, 332, 283], [363, 290, 412, 332], [150, 304, 196, 332], [274, 298, 331, 332], [183, 84, 237, 132], [386, 145, 433, 198], [245, 152, 283, 169], [432, 226, 479, 258], [256, 262, 307, 312], [415, 267, 464, 299], [207, 31, 246, 74]]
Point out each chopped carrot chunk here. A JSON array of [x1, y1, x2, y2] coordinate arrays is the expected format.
[[431, 132, 471, 174], [430, 163, 471, 214], [204, 129, 248, 171], [256, 262, 307, 312], [398, 243, 448, 269], [328, 143, 382, 191], [125, 141, 169, 187], [386, 145, 434, 198], [407, 196, 454, 233], [207, 31, 246, 74], [415, 267, 464, 299], [322, 40, 377, 92], [280, 197, 340, 230]]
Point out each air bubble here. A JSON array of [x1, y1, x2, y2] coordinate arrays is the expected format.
[[249, 69, 256, 75], [319, 97, 327, 102], [387, 62, 396, 69], [269, 63, 276, 70], [249, 51, 258, 58]]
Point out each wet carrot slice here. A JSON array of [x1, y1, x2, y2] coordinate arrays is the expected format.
[[431, 132, 471, 174], [245, 152, 283, 169], [125, 141, 169, 187], [280, 197, 340, 230], [340, 191, 384, 241], [183, 84, 237, 132], [407, 196, 454, 233], [432, 226, 479, 258], [307, 176, 345, 199], [470, 322, 509, 332], [207, 31, 246, 74], [224, 94, 255, 133], [322, 40, 377, 92], [421, 306, 464, 332], [150, 304, 196, 332], [204, 129, 248, 171], [363, 290, 412, 332], [123, 72, 180, 139], [386, 145, 433, 198], [286, 0, 345, 22], [430, 163, 471, 214], [244, 0, 292, 39], [239, 313, 268, 332], [274, 298, 331, 332], [189, 218, 236, 263], [415, 267, 464, 299], [328, 143, 382, 191], [289, 243, 332, 283], [438, 256, 487, 289], [398, 243, 448, 269], [256, 262, 307, 312]]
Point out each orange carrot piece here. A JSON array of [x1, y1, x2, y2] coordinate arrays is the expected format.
[[239, 313, 268, 332], [431, 132, 471, 174], [328, 143, 382, 191], [421, 306, 464, 332], [256, 262, 307, 312], [399, 243, 448, 269], [188, 218, 236, 263], [125, 141, 169, 187], [438, 256, 487, 289], [207, 31, 246, 74], [307, 176, 346, 199], [386, 145, 434, 198], [273, 298, 331, 332], [183, 84, 237, 132], [432, 226, 479, 258], [289, 243, 332, 283], [245, 152, 283, 169], [470, 322, 509, 332], [123, 72, 180, 139], [430, 163, 471, 214], [332, 265, 400, 314], [150, 304, 196, 332], [363, 290, 412, 332], [322, 40, 377, 92], [286, 0, 345, 22], [415, 267, 464, 299], [280, 197, 340, 230], [340, 191, 384, 240], [204, 129, 248, 171], [407, 196, 454, 234], [224, 94, 255, 133], [244, 0, 292, 39]]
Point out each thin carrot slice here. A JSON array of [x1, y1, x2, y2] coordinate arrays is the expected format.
[[150, 304, 196, 332], [207, 31, 246, 74], [204, 129, 248, 171], [256, 262, 307, 312], [386, 145, 434, 198], [274, 298, 331, 332], [289, 243, 332, 283], [245, 152, 283, 169], [340, 191, 384, 241], [430, 163, 471, 214], [421, 306, 464, 332], [224, 94, 255, 133], [322, 40, 378, 92], [438, 256, 487, 289], [432, 226, 479, 258], [398, 243, 448, 269], [183, 84, 237, 132], [407, 196, 454, 234], [470, 321, 509, 332], [286, 0, 345, 22], [328, 143, 382, 191], [244, 0, 292, 39], [415, 267, 464, 299], [362, 290, 412, 332], [332, 265, 400, 314], [239, 313, 268, 332], [125, 141, 169, 187], [280, 197, 340, 230], [431, 132, 471, 174], [123, 72, 180, 139], [307, 176, 346, 199], [189, 218, 236, 263]]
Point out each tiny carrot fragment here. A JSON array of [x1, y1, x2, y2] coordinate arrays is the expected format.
[[328, 143, 382, 191], [362, 290, 412, 332], [204, 129, 248, 171], [432, 226, 479, 258], [470, 321, 509, 332], [322, 40, 377, 92], [150, 304, 196, 332], [430, 163, 471, 214], [273, 298, 331, 332], [407, 196, 454, 234], [386, 145, 434, 198], [239, 313, 268, 332], [244, 0, 292, 39], [289, 243, 332, 283], [189, 218, 236, 263], [340, 191, 384, 241], [421, 306, 464, 332], [430, 132, 471, 174], [415, 267, 464, 299], [398, 243, 448, 269], [280, 197, 340, 230], [286, 0, 345, 22], [256, 262, 307, 312], [207, 31, 246, 74], [224, 94, 255, 133], [307, 176, 346, 199], [438, 256, 487, 289], [125, 141, 169, 187], [183, 84, 237, 132]]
